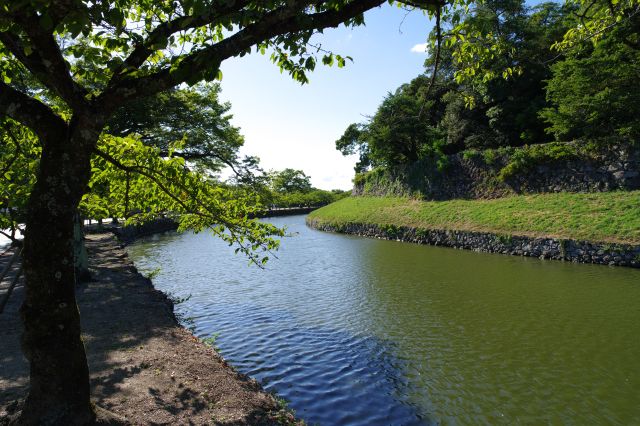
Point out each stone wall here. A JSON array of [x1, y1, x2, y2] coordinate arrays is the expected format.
[[306, 219, 640, 268], [253, 206, 319, 218], [111, 218, 179, 244], [354, 142, 640, 200], [88, 208, 321, 244]]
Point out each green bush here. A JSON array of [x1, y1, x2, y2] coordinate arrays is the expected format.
[[498, 142, 582, 181], [482, 149, 498, 165], [462, 150, 481, 161]]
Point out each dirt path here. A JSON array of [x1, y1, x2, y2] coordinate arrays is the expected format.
[[0, 247, 22, 312], [0, 233, 295, 425]]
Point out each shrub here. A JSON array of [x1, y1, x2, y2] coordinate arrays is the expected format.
[[498, 142, 581, 181]]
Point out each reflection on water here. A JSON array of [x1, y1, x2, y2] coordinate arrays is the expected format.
[[128, 215, 640, 425]]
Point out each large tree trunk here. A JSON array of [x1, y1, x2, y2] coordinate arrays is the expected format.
[[18, 117, 99, 424]]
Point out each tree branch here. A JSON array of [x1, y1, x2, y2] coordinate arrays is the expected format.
[[159, 150, 239, 172], [94, 147, 198, 212], [7, 14, 90, 109], [0, 123, 24, 176], [400, 0, 442, 10], [98, 0, 391, 109], [0, 230, 20, 245], [0, 81, 67, 139], [93, 146, 275, 264], [109, 0, 253, 84]]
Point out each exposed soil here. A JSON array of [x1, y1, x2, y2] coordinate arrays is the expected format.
[[0, 233, 296, 425]]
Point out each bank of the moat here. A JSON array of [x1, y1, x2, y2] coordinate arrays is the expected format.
[[307, 219, 640, 268], [85, 206, 321, 244], [306, 193, 640, 268]]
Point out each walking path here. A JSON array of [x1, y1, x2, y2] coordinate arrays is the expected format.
[[0, 248, 22, 315]]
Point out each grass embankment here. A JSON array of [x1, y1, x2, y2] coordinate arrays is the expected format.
[[308, 191, 640, 245]]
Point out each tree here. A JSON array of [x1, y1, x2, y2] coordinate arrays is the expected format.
[[269, 168, 313, 193], [0, 0, 444, 422], [336, 0, 582, 174], [270, 188, 343, 207], [337, 75, 449, 171], [541, 15, 640, 140], [335, 123, 371, 173], [440, 0, 576, 147], [107, 82, 248, 175], [257, 168, 346, 207]]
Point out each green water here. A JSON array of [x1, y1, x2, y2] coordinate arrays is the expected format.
[[362, 238, 640, 423], [128, 215, 640, 425]]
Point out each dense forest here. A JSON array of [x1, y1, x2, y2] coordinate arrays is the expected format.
[[336, 0, 640, 180]]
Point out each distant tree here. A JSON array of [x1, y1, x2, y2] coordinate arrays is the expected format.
[[367, 76, 449, 164], [269, 168, 313, 193], [337, 0, 581, 174], [440, 0, 576, 147], [270, 188, 348, 207]]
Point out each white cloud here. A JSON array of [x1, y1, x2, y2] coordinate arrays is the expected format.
[[410, 43, 429, 54]]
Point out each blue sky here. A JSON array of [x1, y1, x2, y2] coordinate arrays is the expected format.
[[218, 5, 436, 190]]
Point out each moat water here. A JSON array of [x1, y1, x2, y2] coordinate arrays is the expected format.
[[127, 215, 640, 425]]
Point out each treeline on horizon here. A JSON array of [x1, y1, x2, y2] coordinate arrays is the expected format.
[[336, 0, 640, 178]]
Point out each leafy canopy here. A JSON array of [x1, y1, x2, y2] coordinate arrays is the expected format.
[[269, 168, 313, 193], [541, 15, 640, 140], [107, 83, 244, 172], [337, 0, 577, 174], [0, 119, 38, 240], [90, 134, 285, 264]]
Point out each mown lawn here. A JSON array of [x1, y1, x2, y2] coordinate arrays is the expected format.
[[307, 191, 640, 244]]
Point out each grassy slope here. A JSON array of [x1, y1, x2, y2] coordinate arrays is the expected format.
[[308, 191, 640, 244]]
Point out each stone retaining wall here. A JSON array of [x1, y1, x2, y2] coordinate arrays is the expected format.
[[82, 218, 180, 244], [306, 219, 640, 268], [88, 208, 321, 244], [253, 206, 318, 218], [354, 142, 640, 200]]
